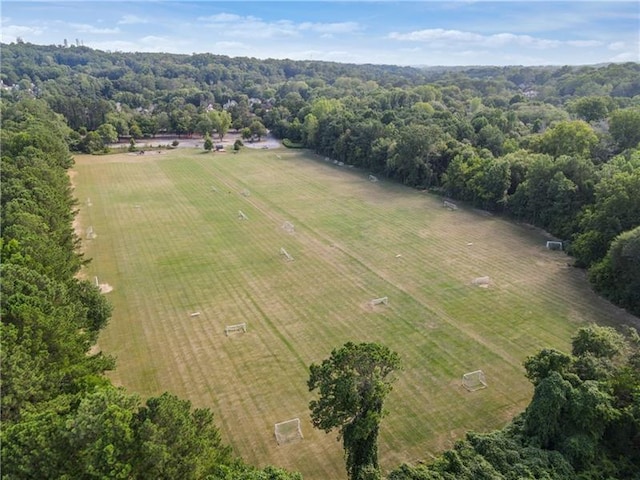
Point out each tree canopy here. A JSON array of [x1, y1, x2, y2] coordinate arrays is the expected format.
[[308, 342, 401, 480]]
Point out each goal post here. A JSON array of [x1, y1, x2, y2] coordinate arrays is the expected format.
[[282, 221, 295, 233], [238, 210, 248, 220], [546, 241, 563, 251], [462, 370, 487, 391], [274, 418, 303, 445], [280, 247, 294, 261], [225, 323, 247, 336], [370, 296, 388, 306]]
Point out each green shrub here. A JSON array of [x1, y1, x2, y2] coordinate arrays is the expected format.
[[282, 138, 304, 149]]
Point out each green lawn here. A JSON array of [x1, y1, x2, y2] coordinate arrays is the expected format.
[[73, 147, 636, 479]]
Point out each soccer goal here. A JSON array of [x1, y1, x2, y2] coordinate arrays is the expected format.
[[472, 276, 490, 287], [280, 247, 294, 261], [462, 370, 487, 391], [86, 226, 96, 239], [282, 221, 295, 233], [238, 210, 248, 220], [546, 241, 563, 251], [225, 323, 247, 336], [370, 296, 388, 306], [241, 189, 251, 197], [274, 418, 303, 445], [369, 174, 378, 182], [86, 197, 92, 207], [443, 200, 458, 210]]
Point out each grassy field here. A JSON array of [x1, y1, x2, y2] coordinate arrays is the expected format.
[[73, 146, 636, 479]]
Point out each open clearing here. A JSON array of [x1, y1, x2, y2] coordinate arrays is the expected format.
[[73, 147, 637, 479]]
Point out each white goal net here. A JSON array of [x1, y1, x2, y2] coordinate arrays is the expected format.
[[370, 296, 388, 306], [546, 241, 563, 251], [225, 323, 247, 336], [282, 221, 295, 233], [280, 247, 294, 261], [462, 370, 487, 391], [274, 418, 303, 445]]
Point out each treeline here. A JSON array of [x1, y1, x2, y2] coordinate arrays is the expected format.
[[0, 97, 300, 479], [2, 42, 638, 314]]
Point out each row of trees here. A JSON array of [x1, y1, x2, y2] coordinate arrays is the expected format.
[[0, 97, 300, 479]]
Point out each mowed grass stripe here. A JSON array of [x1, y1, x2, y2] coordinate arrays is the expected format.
[[152, 156, 349, 476], [73, 149, 637, 479], [188, 154, 548, 450]]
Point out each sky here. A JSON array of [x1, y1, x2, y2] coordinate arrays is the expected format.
[[1, 1, 639, 66]]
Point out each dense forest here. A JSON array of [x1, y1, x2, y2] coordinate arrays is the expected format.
[[1, 42, 639, 479]]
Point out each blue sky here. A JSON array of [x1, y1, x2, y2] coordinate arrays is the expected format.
[[2, 1, 638, 66]]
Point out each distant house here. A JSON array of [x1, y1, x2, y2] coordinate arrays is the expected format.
[[222, 100, 237, 110]]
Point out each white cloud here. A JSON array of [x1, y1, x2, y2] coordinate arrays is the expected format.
[[197, 13, 244, 23], [608, 41, 626, 51], [89, 36, 191, 54], [567, 40, 604, 48], [71, 23, 120, 34], [609, 51, 640, 63], [388, 28, 607, 50], [198, 14, 298, 39], [215, 41, 245, 49], [389, 29, 482, 43], [118, 15, 149, 25], [298, 21, 361, 34], [0, 24, 44, 42], [196, 12, 362, 41]]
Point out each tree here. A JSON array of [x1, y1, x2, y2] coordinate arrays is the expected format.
[[133, 392, 232, 479], [308, 342, 401, 480], [302, 113, 319, 149], [589, 226, 640, 316], [568, 96, 612, 123], [609, 108, 640, 151], [534, 120, 598, 158], [96, 123, 118, 145], [570, 150, 640, 267], [249, 119, 267, 141], [210, 109, 232, 140], [80, 131, 105, 154], [203, 134, 213, 152], [241, 127, 252, 142]]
